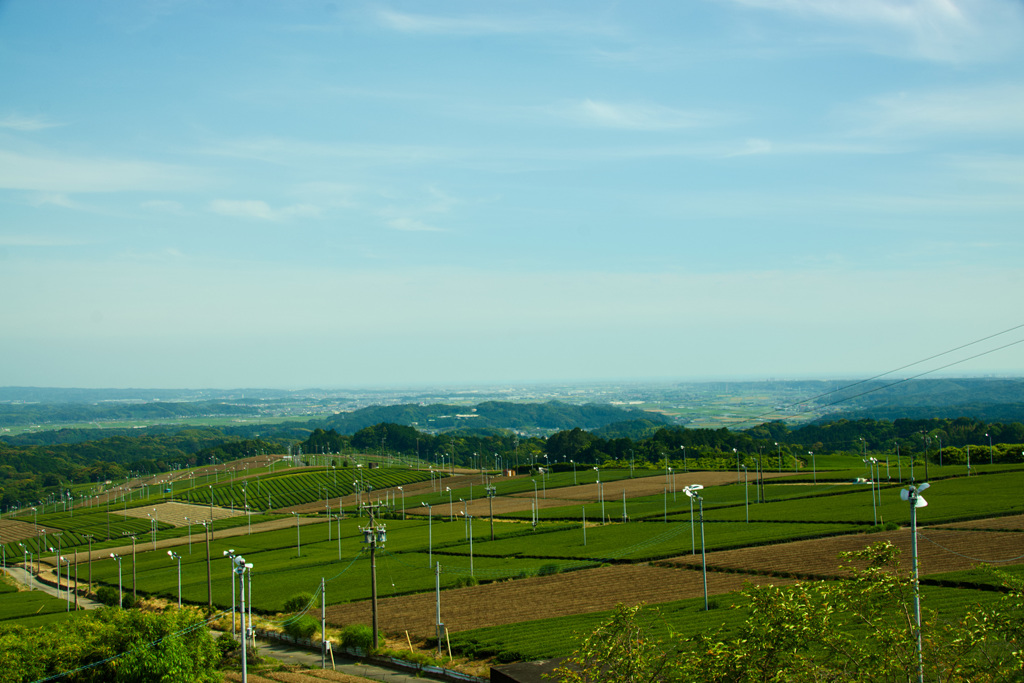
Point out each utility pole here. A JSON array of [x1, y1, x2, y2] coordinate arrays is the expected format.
[[360, 503, 387, 650], [486, 482, 496, 541]]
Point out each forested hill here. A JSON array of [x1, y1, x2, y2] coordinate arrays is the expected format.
[[318, 400, 671, 434], [819, 377, 1024, 423]]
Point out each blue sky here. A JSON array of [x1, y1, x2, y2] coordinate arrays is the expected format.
[[2, 0, 1023, 389]]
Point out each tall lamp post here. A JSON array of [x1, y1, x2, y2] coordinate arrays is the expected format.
[[292, 513, 301, 557], [901, 482, 930, 683], [486, 484, 496, 541], [421, 502, 433, 567], [167, 550, 182, 608], [684, 485, 707, 611], [863, 457, 878, 526], [233, 555, 254, 683], [224, 549, 238, 637], [200, 521, 212, 610], [109, 553, 123, 608], [59, 557, 70, 611]]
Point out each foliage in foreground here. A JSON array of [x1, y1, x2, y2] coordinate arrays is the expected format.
[[0, 606, 221, 683], [551, 542, 1024, 682]]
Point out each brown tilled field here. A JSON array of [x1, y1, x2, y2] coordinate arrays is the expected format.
[[659, 526, 1024, 578], [0, 519, 39, 544], [323, 564, 796, 639], [121, 501, 244, 527], [932, 514, 1024, 531]]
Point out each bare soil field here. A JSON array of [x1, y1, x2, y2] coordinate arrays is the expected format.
[[0, 519, 39, 544], [323, 564, 796, 639], [121, 501, 244, 527], [657, 527, 1024, 578], [932, 514, 1024, 531]]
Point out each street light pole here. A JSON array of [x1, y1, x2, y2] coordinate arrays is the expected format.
[[422, 502, 432, 567], [486, 484, 496, 541], [901, 482, 930, 683], [168, 551, 182, 607], [110, 553, 123, 608], [224, 549, 238, 637], [684, 486, 708, 611]]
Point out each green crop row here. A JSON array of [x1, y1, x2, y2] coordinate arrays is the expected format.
[[178, 467, 434, 511]]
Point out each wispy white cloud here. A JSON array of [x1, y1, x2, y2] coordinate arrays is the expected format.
[[208, 199, 321, 221], [724, 0, 1024, 62], [0, 149, 200, 193], [386, 217, 444, 232], [0, 114, 64, 131], [846, 83, 1024, 137], [547, 99, 721, 131], [374, 8, 611, 37]]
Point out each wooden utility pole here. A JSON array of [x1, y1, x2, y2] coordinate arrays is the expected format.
[[359, 503, 387, 650]]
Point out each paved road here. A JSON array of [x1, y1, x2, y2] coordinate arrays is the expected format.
[[2, 566, 104, 609], [250, 637, 451, 683]]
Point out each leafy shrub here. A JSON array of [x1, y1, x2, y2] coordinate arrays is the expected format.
[[538, 564, 560, 576], [95, 586, 121, 607], [216, 634, 239, 659], [283, 615, 319, 640], [282, 592, 314, 613], [340, 623, 381, 650]]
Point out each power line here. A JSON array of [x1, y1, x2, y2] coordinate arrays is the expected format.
[[733, 324, 1024, 429], [785, 321, 1024, 412]]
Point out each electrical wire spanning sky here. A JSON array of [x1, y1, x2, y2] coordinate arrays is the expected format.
[[2, 1, 1023, 388]]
